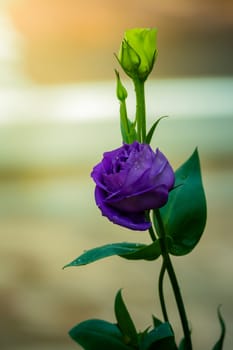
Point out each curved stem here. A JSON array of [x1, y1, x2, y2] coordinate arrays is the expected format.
[[146, 215, 169, 324], [159, 260, 169, 322], [146, 211, 157, 241], [133, 78, 146, 143], [154, 209, 193, 350]]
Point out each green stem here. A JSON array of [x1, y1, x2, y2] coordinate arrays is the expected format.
[[120, 100, 130, 143], [133, 78, 146, 143], [146, 211, 157, 241], [159, 260, 169, 322], [146, 214, 169, 324], [154, 209, 193, 350], [120, 101, 130, 134]]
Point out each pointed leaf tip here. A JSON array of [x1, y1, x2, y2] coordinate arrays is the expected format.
[[212, 306, 226, 350], [146, 116, 168, 144], [114, 289, 138, 346], [63, 242, 149, 268]]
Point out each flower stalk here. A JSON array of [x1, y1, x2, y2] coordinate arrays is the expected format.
[[67, 27, 222, 350], [133, 78, 146, 143], [158, 260, 169, 323], [153, 209, 193, 350]]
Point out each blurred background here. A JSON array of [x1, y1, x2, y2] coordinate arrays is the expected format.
[[0, 0, 233, 349]]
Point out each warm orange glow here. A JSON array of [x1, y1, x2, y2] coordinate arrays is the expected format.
[[6, 0, 233, 83], [9, 0, 120, 46]]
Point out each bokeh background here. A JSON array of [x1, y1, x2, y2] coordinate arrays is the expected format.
[[0, 0, 233, 349]]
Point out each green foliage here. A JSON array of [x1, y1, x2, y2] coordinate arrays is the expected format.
[[69, 288, 179, 350], [139, 322, 178, 350], [114, 290, 138, 347], [63, 242, 146, 267], [212, 307, 226, 350], [157, 148, 207, 255], [152, 315, 163, 328], [146, 116, 168, 144], [121, 240, 161, 261], [63, 241, 161, 268], [69, 289, 179, 350], [115, 70, 138, 144], [69, 319, 132, 350], [120, 114, 137, 144], [178, 338, 186, 350]]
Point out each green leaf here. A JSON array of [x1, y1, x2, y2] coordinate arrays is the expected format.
[[120, 112, 137, 144], [139, 322, 177, 350], [152, 315, 163, 329], [114, 290, 138, 346], [64, 241, 161, 268], [146, 116, 168, 144], [212, 306, 226, 350], [127, 119, 138, 143], [69, 319, 132, 350], [178, 338, 186, 350], [157, 148, 207, 255], [120, 240, 161, 261]]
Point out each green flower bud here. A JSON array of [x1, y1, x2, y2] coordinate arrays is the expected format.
[[115, 70, 128, 101], [118, 28, 157, 81]]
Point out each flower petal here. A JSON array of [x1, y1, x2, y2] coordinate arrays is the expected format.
[[95, 186, 151, 231], [108, 185, 169, 213]]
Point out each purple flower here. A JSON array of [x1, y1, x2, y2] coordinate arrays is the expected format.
[[91, 142, 175, 231]]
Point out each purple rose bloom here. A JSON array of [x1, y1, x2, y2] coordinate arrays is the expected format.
[[91, 141, 175, 231]]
